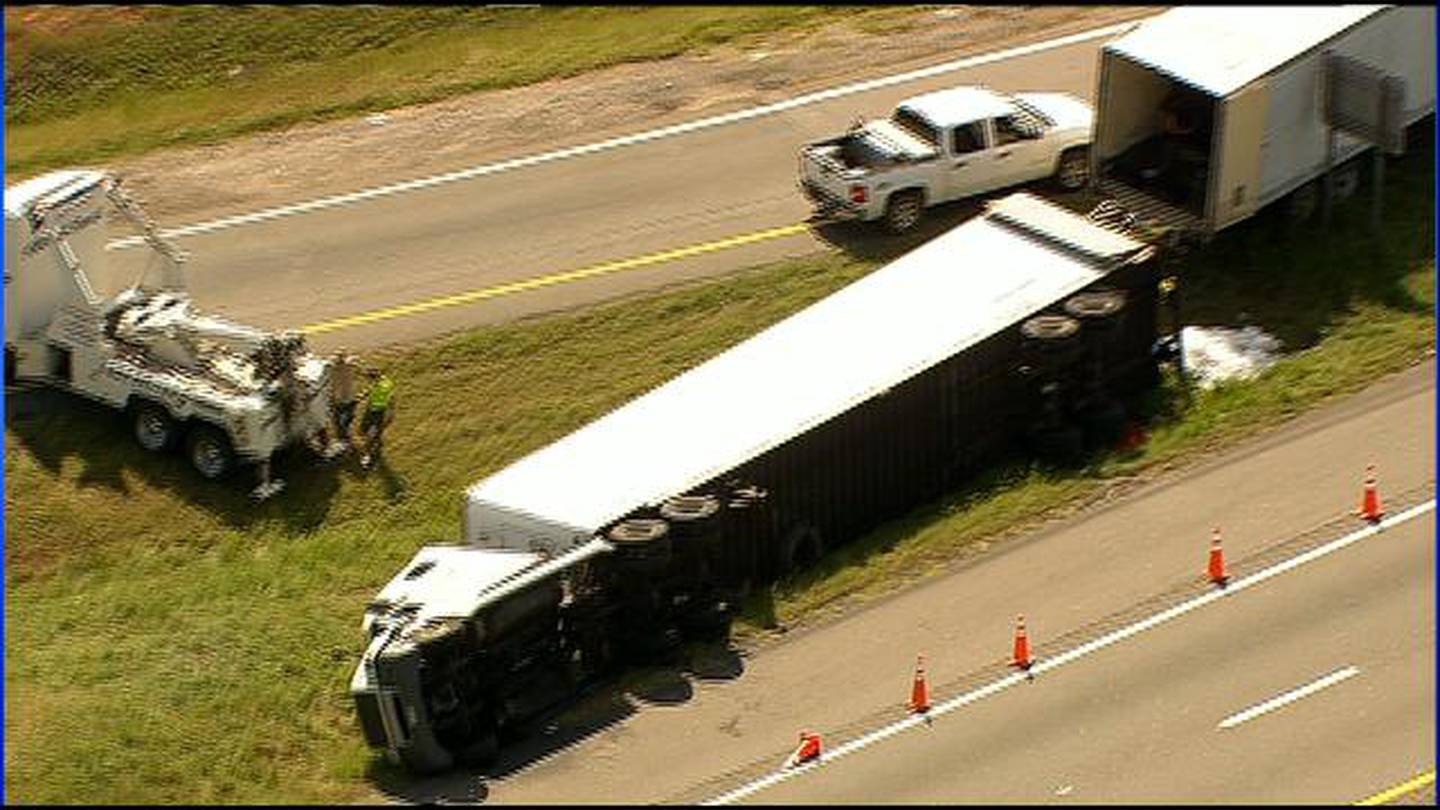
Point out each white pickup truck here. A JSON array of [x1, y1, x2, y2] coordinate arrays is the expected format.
[[799, 86, 1095, 233]]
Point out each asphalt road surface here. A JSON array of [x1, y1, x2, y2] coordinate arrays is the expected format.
[[467, 361, 1434, 805], [103, 32, 1118, 351]]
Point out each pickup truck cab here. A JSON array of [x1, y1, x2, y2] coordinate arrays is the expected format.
[[799, 86, 1094, 233]]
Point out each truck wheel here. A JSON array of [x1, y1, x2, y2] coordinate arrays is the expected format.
[[133, 401, 178, 453], [607, 518, 672, 570], [1333, 162, 1360, 203], [1020, 314, 1081, 343], [186, 424, 235, 480], [1054, 147, 1090, 191], [1063, 290, 1127, 321], [4, 346, 15, 387], [882, 190, 924, 234], [777, 524, 825, 576], [1284, 181, 1319, 224], [454, 716, 500, 767]]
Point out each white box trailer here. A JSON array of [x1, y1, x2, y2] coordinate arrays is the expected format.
[[1092, 5, 1436, 238]]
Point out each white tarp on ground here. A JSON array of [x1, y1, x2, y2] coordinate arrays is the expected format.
[[465, 193, 1149, 554], [1181, 325, 1283, 389]]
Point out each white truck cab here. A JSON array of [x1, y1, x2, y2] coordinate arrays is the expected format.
[[4, 170, 337, 495], [799, 86, 1094, 233]]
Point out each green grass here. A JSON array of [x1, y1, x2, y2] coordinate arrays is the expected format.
[[4, 5, 904, 177], [7, 139, 1433, 802]]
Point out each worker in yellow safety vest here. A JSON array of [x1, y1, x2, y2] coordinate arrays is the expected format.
[[359, 368, 395, 470]]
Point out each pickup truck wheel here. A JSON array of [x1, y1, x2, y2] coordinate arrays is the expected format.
[[882, 190, 924, 234], [1055, 147, 1090, 191], [133, 401, 177, 452], [186, 424, 235, 480]]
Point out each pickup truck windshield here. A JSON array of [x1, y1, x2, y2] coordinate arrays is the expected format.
[[890, 107, 941, 149]]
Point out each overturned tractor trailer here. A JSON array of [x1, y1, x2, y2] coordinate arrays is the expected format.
[[352, 192, 1163, 772], [1092, 5, 1436, 240]]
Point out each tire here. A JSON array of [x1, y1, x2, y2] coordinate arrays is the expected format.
[[882, 189, 924, 234], [186, 424, 235, 480], [607, 518, 672, 570], [453, 716, 500, 767], [132, 400, 177, 453], [659, 494, 720, 527], [1333, 163, 1360, 203], [1020, 314, 1081, 343], [777, 524, 825, 576], [1029, 421, 1085, 465], [1063, 290, 1127, 321], [1054, 147, 1090, 191], [1284, 181, 1319, 224], [4, 345, 15, 387]]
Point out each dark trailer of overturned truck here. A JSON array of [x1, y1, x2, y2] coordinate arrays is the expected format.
[[351, 192, 1162, 772]]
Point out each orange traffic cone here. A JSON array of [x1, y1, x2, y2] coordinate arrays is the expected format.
[[787, 730, 823, 768], [1358, 463, 1384, 523], [1012, 614, 1034, 671], [1207, 527, 1228, 587], [909, 653, 932, 716]]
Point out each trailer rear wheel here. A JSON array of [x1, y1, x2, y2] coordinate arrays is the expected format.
[[186, 424, 235, 480], [778, 524, 825, 576], [133, 401, 178, 453]]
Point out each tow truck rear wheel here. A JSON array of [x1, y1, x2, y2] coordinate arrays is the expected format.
[[882, 190, 924, 234], [132, 400, 177, 453], [186, 423, 235, 480]]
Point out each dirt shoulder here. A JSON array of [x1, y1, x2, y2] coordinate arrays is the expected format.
[[110, 6, 1161, 224]]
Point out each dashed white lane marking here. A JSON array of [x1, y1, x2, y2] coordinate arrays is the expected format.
[[106, 19, 1144, 250], [702, 499, 1436, 806], [1216, 666, 1361, 730]]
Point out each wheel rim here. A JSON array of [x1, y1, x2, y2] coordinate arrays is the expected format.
[[891, 196, 920, 231], [136, 411, 169, 450], [192, 437, 226, 478], [1060, 155, 1088, 189]]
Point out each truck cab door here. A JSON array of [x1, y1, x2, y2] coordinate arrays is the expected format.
[[944, 121, 1001, 201], [989, 114, 1051, 187]]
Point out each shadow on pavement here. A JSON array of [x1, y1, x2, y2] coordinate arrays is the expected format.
[[368, 639, 746, 805]]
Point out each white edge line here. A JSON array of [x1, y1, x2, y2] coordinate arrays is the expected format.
[[104, 19, 1144, 250], [1216, 666, 1360, 730], [702, 499, 1436, 806]]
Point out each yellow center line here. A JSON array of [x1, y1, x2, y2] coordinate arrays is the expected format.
[[301, 222, 813, 335], [1355, 770, 1437, 805]]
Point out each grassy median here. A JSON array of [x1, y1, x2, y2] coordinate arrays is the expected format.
[[4, 5, 919, 177], [6, 135, 1433, 802]]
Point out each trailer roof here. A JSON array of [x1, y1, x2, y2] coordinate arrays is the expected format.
[[1106, 6, 1388, 97], [466, 194, 1149, 549]]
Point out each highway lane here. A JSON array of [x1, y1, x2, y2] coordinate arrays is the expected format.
[[472, 363, 1433, 805], [750, 512, 1435, 804], [102, 34, 1115, 351]]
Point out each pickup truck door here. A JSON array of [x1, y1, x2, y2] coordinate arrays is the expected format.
[[943, 121, 1004, 201], [988, 113, 1051, 187]]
